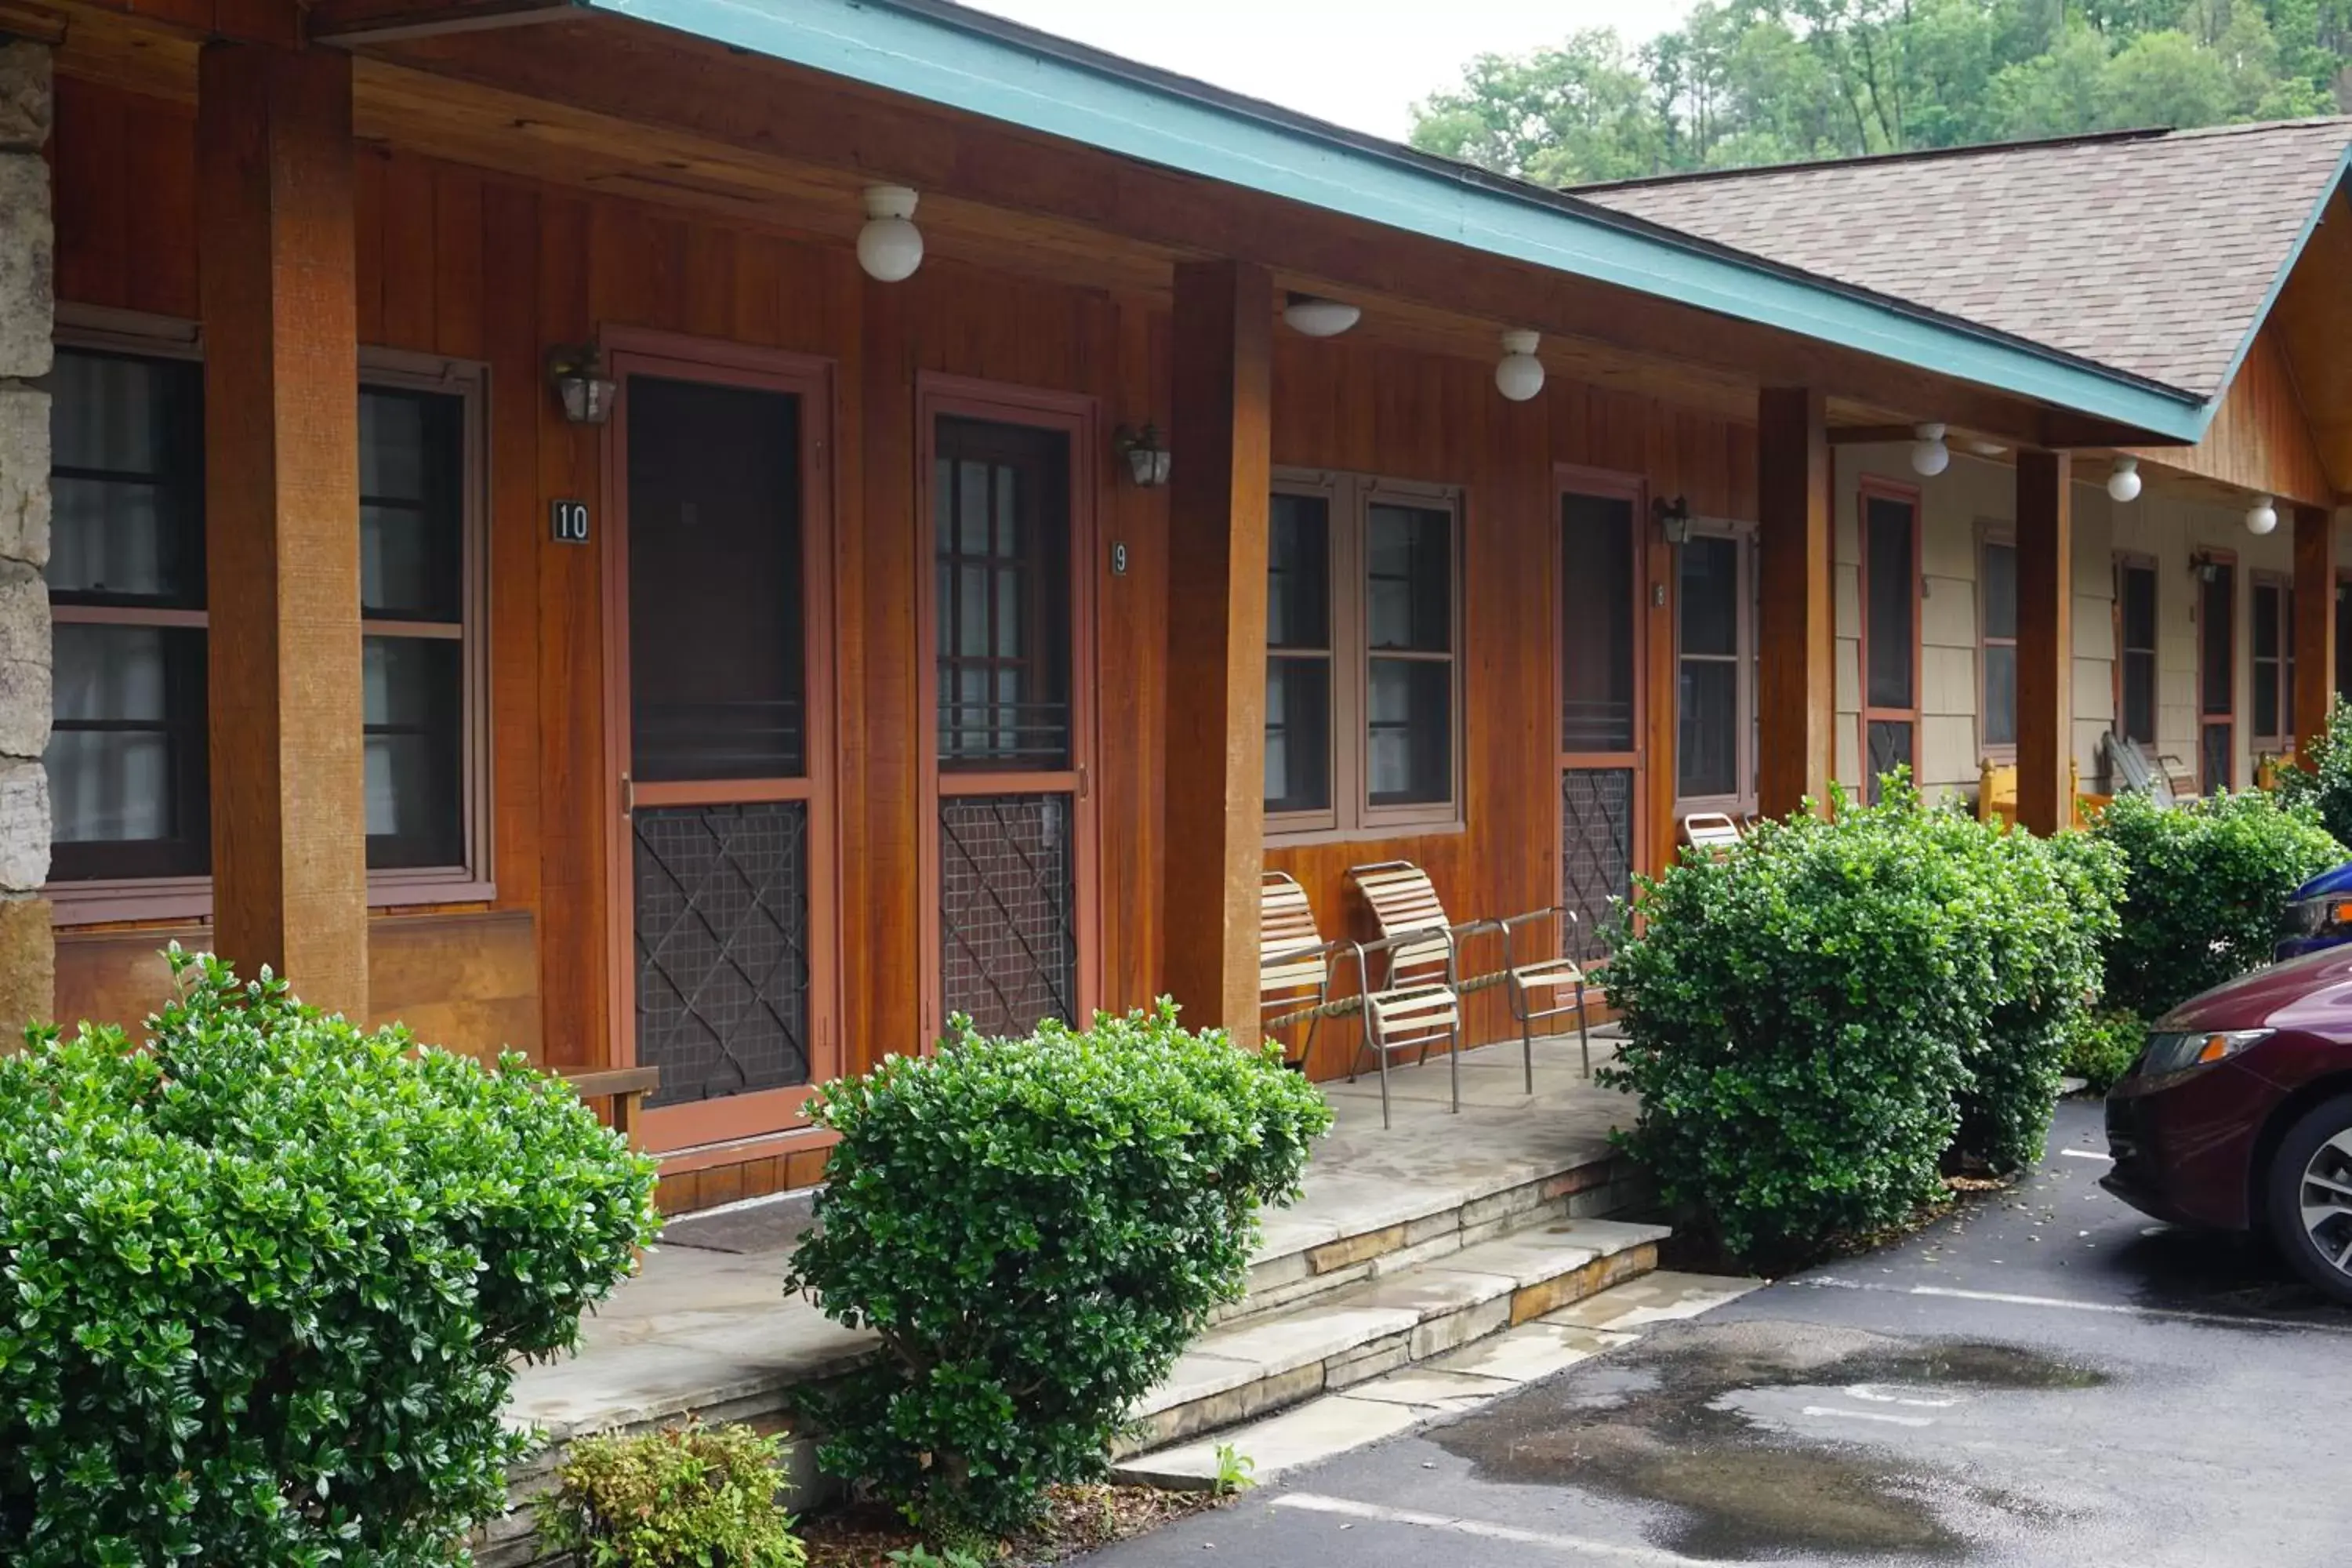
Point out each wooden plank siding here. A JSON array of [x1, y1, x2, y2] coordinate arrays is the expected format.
[[49, 71, 1759, 1203]]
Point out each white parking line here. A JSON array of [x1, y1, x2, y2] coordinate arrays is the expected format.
[[1801, 1404, 1935, 1428], [1794, 1276, 2352, 1334], [2060, 1149, 2114, 1162], [1272, 1494, 1717, 1566], [1846, 1384, 1959, 1407]]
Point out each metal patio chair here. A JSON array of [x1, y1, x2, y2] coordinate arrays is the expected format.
[[1259, 870, 1338, 1070], [1344, 924, 1464, 1128], [1347, 859, 1595, 1091], [1680, 811, 1744, 857]]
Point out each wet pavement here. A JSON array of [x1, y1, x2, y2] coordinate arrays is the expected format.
[[1081, 1100, 2352, 1566]]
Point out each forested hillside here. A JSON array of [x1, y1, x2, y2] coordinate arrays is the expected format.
[[1409, 1, 2352, 183]]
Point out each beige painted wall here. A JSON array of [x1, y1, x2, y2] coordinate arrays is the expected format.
[[1834, 445, 2334, 809]]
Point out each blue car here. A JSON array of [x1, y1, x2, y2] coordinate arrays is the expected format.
[[2277, 862, 2352, 960]]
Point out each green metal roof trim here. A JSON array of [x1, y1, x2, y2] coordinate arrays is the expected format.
[[588, 0, 2215, 442]]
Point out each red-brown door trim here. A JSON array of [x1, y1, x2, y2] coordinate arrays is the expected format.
[[1856, 475, 1925, 794], [913, 372, 1104, 1050], [597, 326, 844, 1154], [1553, 462, 1650, 899]]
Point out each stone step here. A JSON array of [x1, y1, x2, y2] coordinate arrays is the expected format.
[[1225, 1147, 1653, 1326], [1119, 1217, 1672, 1458], [1116, 1269, 1764, 1488]]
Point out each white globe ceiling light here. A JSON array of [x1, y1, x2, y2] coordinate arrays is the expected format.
[[2247, 494, 2279, 536], [1283, 294, 1361, 338], [855, 184, 924, 282], [1908, 422, 1951, 477], [2107, 456, 2142, 504], [1494, 329, 1545, 402]]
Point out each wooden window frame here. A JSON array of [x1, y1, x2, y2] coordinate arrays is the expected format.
[[2195, 546, 2238, 795], [45, 313, 500, 926], [913, 374, 1102, 1047], [45, 308, 212, 923], [1857, 477, 1924, 793], [1668, 517, 1755, 820], [1978, 525, 2018, 761], [1264, 468, 1466, 843], [358, 346, 495, 907], [1265, 483, 1340, 836], [2250, 568, 2294, 756], [2113, 552, 2160, 750], [597, 328, 844, 1153]]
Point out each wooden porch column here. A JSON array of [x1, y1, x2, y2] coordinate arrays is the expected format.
[[198, 44, 368, 1018], [1163, 260, 1272, 1042], [1756, 387, 1832, 818], [2016, 451, 2072, 836], [2294, 503, 2336, 767]]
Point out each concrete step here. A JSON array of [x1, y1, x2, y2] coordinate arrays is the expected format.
[[1119, 1217, 1673, 1458], [1226, 1146, 1653, 1326], [1116, 1269, 1763, 1487]]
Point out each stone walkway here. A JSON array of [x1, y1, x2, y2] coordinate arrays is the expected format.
[[504, 1033, 1637, 1446]]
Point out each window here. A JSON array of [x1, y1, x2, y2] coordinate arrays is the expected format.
[[2252, 572, 2293, 754], [2116, 556, 2158, 747], [933, 415, 1073, 771], [1264, 472, 1461, 835], [45, 347, 211, 884], [1980, 535, 2018, 753], [45, 331, 489, 914], [1860, 484, 1921, 800], [2199, 556, 2236, 793], [1675, 531, 1754, 806]]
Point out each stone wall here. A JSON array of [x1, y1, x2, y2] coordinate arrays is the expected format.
[[0, 35, 52, 1028]]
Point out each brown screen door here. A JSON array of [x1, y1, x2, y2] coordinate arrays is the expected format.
[[918, 379, 1098, 1044], [1861, 483, 1922, 801], [1558, 471, 1644, 964], [605, 341, 837, 1152]]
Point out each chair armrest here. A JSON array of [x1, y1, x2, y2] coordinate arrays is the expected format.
[[1348, 924, 1457, 996], [1497, 905, 1577, 969]]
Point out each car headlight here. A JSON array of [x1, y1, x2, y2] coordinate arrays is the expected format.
[[2139, 1029, 2274, 1080], [2284, 895, 2352, 939]]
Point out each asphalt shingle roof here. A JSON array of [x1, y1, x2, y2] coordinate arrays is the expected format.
[[1577, 119, 2352, 400]]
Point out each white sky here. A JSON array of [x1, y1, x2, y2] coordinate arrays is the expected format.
[[961, 1, 1694, 141]]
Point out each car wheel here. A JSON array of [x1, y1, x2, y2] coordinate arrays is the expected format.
[[2266, 1094, 2352, 1307]]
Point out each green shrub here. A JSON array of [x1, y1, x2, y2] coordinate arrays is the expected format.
[[2063, 1007, 2147, 1093], [2089, 788, 2345, 1017], [534, 1422, 805, 1568], [0, 949, 660, 1568], [1599, 776, 2114, 1261], [784, 1004, 1332, 1541], [2272, 695, 2352, 845]]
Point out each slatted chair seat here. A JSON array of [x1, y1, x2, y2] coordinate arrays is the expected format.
[[1348, 859, 1597, 1105], [1680, 812, 1743, 856], [1259, 871, 1337, 1069]]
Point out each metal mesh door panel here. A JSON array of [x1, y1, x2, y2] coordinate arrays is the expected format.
[[1560, 768, 1634, 963], [941, 793, 1077, 1039], [633, 801, 811, 1108]]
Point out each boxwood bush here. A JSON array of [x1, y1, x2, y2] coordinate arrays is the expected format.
[[784, 1004, 1332, 1542], [534, 1421, 805, 1568], [2273, 695, 2352, 847], [2089, 788, 2344, 1017], [1599, 778, 2117, 1261], [0, 950, 660, 1568]]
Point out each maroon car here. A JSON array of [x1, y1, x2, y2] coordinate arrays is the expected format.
[[2104, 947, 2352, 1305]]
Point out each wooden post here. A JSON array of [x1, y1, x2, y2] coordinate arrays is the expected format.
[[1756, 387, 1832, 818], [2016, 451, 2072, 837], [1163, 260, 1272, 1042], [198, 43, 369, 1018], [2294, 503, 2336, 768]]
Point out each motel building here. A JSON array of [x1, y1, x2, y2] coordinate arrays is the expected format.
[[0, 0, 2345, 1209]]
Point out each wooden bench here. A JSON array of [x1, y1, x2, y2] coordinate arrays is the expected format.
[[564, 1065, 662, 1150]]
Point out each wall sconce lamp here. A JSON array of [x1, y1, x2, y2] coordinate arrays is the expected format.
[[1115, 423, 1172, 488], [2190, 550, 2223, 584], [1655, 495, 1693, 545], [546, 343, 616, 425]]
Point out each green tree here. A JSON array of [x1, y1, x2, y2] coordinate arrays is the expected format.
[[1407, 0, 2352, 187]]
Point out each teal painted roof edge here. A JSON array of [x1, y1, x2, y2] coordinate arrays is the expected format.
[[586, 0, 2212, 443]]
